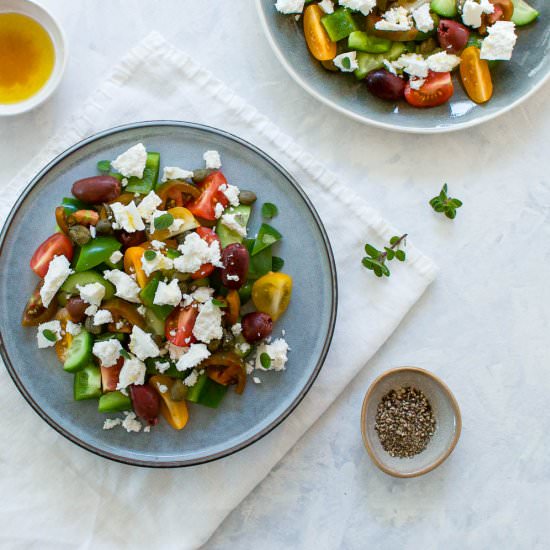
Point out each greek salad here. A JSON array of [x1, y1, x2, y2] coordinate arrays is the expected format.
[[275, 0, 539, 107], [23, 143, 292, 433]]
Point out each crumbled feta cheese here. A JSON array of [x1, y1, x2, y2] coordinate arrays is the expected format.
[[231, 323, 242, 336], [40, 255, 73, 307], [319, 0, 334, 14], [191, 287, 214, 303], [161, 166, 194, 183], [109, 250, 123, 264], [214, 202, 225, 219], [121, 411, 142, 433], [184, 370, 199, 387], [237, 342, 251, 356], [383, 60, 398, 75], [174, 232, 222, 273], [37, 320, 61, 348], [462, 0, 493, 28], [167, 342, 186, 362], [85, 305, 98, 316], [375, 7, 412, 31], [136, 191, 162, 222], [121, 178, 128, 187], [221, 184, 240, 207], [141, 251, 174, 277], [412, 3, 434, 33], [129, 326, 160, 361], [66, 321, 82, 336], [245, 362, 254, 375], [93, 339, 122, 367], [192, 300, 224, 344], [110, 201, 145, 233], [275, 0, 305, 15], [333, 51, 359, 73], [154, 279, 182, 307], [176, 343, 211, 371], [89, 225, 96, 239], [155, 359, 171, 373], [103, 270, 141, 303], [117, 356, 146, 390], [103, 418, 122, 430], [151, 240, 166, 250], [203, 150, 221, 170], [77, 282, 105, 307], [93, 309, 114, 326], [394, 53, 429, 78], [111, 143, 147, 178], [255, 338, 289, 371], [220, 213, 247, 237], [339, 0, 376, 16], [480, 21, 517, 61], [137, 305, 146, 317], [226, 274, 240, 282], [409, 78, 426, 90], [427, 51, 461, 72], [253, 376, 262, 384]]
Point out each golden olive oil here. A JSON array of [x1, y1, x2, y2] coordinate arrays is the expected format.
[[0, 13, 55, 104]]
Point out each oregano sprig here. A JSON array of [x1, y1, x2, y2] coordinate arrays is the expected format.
[[362, 234, 407, 278], [429, 184, 462, 219]]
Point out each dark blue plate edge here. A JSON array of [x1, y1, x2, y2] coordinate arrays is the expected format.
[[0, 120, 338, 468]]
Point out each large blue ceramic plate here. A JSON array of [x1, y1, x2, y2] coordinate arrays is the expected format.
[[0, 121, 337, 467], [257, 0, 549, 133]]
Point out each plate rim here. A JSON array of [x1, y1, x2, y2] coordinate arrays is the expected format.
[[0, 120, 338, 468], [255, 0, 550, 134]]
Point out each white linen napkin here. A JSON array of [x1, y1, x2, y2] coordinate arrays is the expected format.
[[0, 33, 437, 549]]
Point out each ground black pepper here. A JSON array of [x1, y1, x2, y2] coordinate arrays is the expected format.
[[374, 386, 436, 458]]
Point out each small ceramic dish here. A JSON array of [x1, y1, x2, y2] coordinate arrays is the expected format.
[[0, 0, 67, 116], [361, 367, 461, 478]]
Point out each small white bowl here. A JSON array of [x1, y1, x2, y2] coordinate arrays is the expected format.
[[361, 367, 461, 478], [0, 0, 67, 116]]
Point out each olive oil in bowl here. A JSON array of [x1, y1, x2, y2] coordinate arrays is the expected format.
[[0, 12, 55, 104]]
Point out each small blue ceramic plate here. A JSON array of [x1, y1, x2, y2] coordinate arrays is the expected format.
[[0, 121, 337, 467], [257, 0, 549, 133]]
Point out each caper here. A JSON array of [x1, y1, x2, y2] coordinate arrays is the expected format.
[[95, 218, 113, 235], [84, 316, 102, 335], [69, 225, 91, 246], [170, 379, 187, 401], [417, 38, 438, 56], [222, 329, 235, 350], [192, 169, 214, 184], [207, 339, 221, 352], [238, 190, 257, 205]]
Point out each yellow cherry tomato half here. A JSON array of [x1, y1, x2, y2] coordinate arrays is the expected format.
[[460, 46, 493, 104], [304, 4, 338, 61], [149, 375, 189, 430], [124, 246, 148, 288], [251, 272, 293, 321]]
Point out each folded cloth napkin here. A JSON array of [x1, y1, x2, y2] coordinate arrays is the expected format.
[[0, 33, 437, 549]]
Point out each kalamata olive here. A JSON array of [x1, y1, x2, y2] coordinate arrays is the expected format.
[[437, 19, 470, 54], [68, 225, 91, 246], [241, 312, 273, 343], [238, 190, 257, 205], [66, 297, 88, 323], [365, 70, 406, 102], [95, 218, 113, 235], [221, 243, 249, 290], [116, 230, 146, 250], [130, 385, 160, 426], [170, 380, 187, 402], [72, 176, 121, 204]]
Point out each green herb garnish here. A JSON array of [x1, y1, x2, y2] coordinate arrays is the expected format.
[[260, 353, 271, 369], [154, 213, 174, 230], [97, 160, 111, 173], [272, 256, 284, 272], [42, 329, 57, 342], [120, 349, 131, 359], [212, 298, 227, 308], [361, 234, 407, 278], [429, 184, 462, 220], [165, 248, 181, 260], [261, 202, 278, 219], [341, 56, 351, 69], [144, 250, 157, 261]]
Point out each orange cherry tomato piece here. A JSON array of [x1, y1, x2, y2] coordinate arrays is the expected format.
[[460, 46, 493, 104], [225, 290, 240, 326], [123, 246, 148, 288], [303, 4, 337, 61]]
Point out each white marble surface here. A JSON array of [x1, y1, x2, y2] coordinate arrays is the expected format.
[[1, 1, 549, 548]]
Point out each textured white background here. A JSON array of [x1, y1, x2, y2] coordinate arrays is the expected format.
[[1, 1, 549, 549]]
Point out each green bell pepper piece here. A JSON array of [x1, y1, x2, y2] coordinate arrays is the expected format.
[[98, 391, 132, 413], [321, 8, 358, 42], [139, 273, 174, 321], [61, 197, 89, 214], [145, 358, 186, 379], [186, 372, 227, 408], [251, 223, 282, 256], [124, 152, 161, 194], [74, 365, 102, 401], [73, 237, 122, 272], [348, 31, 391, 53]]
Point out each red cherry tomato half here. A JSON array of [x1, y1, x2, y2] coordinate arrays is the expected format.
[[187, 171, 229, 221], [30, 233, 74, 277], [165, 305, 199, 347], [100, 357, 124, 392], [404, 71, 454, 108], [192, 227, 221, 280]]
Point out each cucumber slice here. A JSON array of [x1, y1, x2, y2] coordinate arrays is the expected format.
[[511, 0, 539, 25], [321, 8, 358, 42], [74, 365, 102, 401], [61, 270, 115, 299], [348, 31, 392, 53], [354, 42, 406, 80], [430, 0, 457, 17], [144, 308, 165, 337], [215, 205, 251, 247], [64, 330, 93, 373], [98, 391, 132, 413], [125, 152, 161, 194]]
